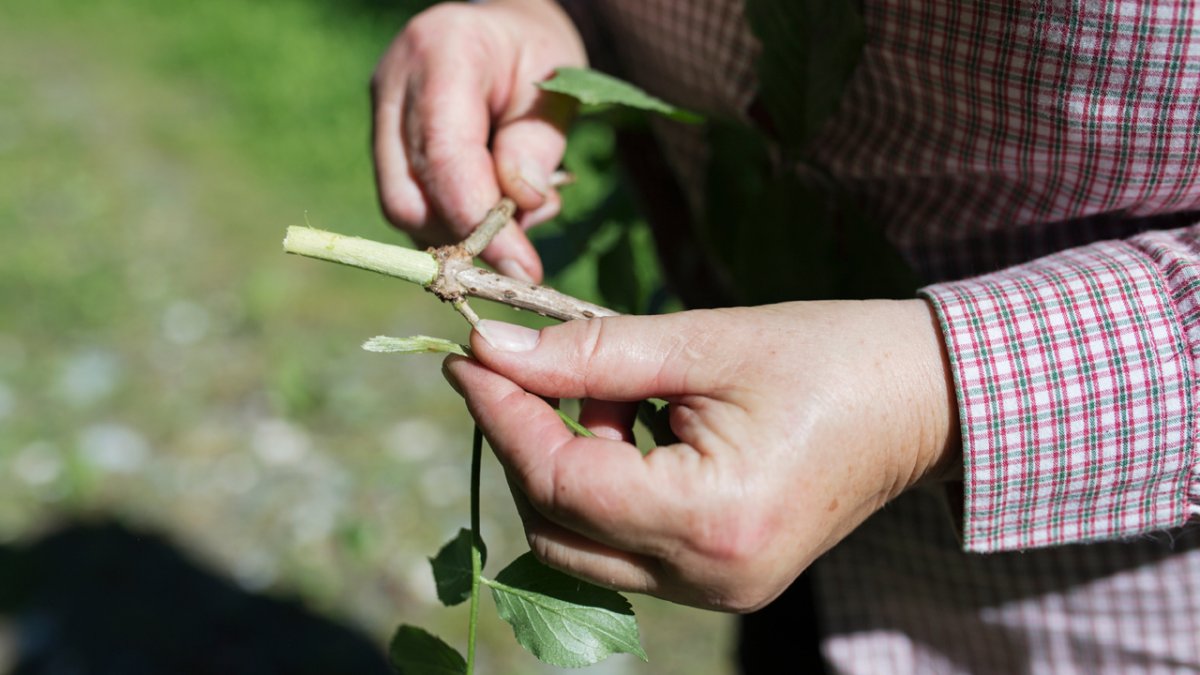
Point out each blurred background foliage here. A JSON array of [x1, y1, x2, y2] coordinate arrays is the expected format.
[[0, 0, 730, 673]]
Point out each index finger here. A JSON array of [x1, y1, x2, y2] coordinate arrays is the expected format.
[[443, 355, 681, 557], [404, 60, 545, 280], [372, 82, 430, 229], [403, 55, 496, 234]]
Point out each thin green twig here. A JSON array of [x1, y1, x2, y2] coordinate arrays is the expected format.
[[466, 425, 484, 674], [556, 409, 597, 438]]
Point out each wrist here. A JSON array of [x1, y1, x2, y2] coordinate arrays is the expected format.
[[904, 298, 962, 486]]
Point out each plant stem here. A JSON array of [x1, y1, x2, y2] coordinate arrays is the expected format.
[[466, 425, 484, 674], [460, 198, 516, 257], [454, 267, 618, 321], [556, 409, 597, 438], [452, 298, 484, 332], [284, 225, 618, 322], [283, 226, 439, 285]]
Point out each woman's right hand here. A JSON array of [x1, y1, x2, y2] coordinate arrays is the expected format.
[[370, 0, 586, 283]]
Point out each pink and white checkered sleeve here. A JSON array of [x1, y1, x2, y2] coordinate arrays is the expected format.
[[920, 229, 1200, 553]]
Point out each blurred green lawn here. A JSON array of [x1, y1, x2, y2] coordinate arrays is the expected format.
[[0, 0, 732, 672]]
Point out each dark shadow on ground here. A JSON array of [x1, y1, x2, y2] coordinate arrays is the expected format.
[[0, 520, 392, 675]]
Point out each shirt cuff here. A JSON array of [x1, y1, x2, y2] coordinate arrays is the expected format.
[[920, 239, 1197, 552]]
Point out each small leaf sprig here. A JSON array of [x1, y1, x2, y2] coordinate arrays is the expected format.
[[366, 336, 643, 673], [303, 193, 643, 673]]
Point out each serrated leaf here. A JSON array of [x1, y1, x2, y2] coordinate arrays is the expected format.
[[485, 553, 646, 667], [388, 625, 465, 675], [362, 335, 468, 357], [429, 529, 486, 606], [538, 67, 703, 124]]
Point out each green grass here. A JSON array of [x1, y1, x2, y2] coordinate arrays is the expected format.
[[0, 1, 732, 672]]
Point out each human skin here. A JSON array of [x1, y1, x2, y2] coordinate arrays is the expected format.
[[443, 304, 960, 612], [376, 1, 962, 612], [370, 0, 585, 283]]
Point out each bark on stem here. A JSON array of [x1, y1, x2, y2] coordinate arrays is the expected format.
[[460, 198, 516, 257], [453, 266, 617, 321], [283, 225, 618, 322]]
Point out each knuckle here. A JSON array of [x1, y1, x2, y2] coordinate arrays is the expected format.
[[516, 464, 553, 511], [719, 585, 777, 614], [527, 465, 564, 520], [498, 396, 560, 506], [402, 4, 475, 57], [420, 134, 460, 171], [402, 5, 451, 38], [526, 532, 558, 568], [681, 504, 788, 613], [691, 515, 747, 563], [688, 503, 774, 569], [576, 319, 608, 396], [664, 327, 723, 389]]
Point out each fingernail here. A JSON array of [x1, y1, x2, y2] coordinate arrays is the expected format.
[[473, 322, 496, 348], [477, 319, 539, 352], [496, 258, 536, 284], [518, 158, 548, 197]]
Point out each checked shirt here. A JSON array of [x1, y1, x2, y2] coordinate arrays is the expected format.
[[564, 0, 1200, 672]]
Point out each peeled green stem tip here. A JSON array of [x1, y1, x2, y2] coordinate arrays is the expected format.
[[283, 226, 439, 286]]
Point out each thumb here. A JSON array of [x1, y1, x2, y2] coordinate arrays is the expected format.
[[469, 314, 719, 401]]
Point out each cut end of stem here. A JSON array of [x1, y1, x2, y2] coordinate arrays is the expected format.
[[283, 225, 440, 286]]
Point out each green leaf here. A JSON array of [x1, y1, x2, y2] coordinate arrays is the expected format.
[[538, 67, 703, 124], [699, 120, 917, 303], [388, 625, 466, 675], [362, 335, 468, 357], [429, 529, 486, 607], [744, 0, 865, 152], [485, 553, 646, 667], [636, 399, 678, 448], [596, 226, 644, 315]]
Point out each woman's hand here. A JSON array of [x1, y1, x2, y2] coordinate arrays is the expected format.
[[443, 300, 960, 612], [371, 0, 586, 282]]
